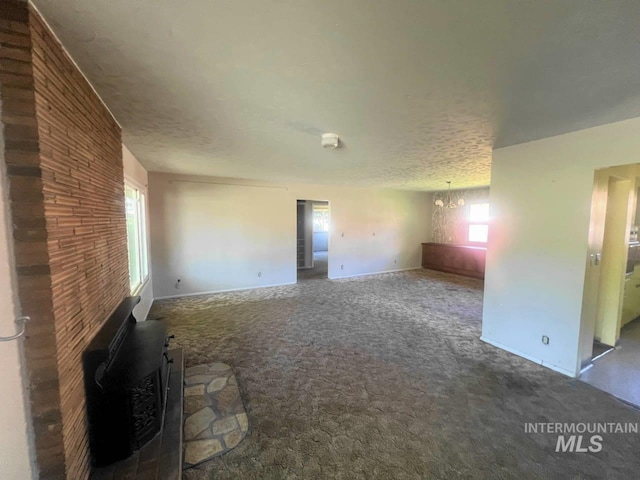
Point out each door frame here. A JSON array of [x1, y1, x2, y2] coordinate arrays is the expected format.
[[578, 164, 639, 372]]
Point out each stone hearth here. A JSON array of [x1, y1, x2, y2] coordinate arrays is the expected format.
[[183, 363, 248, 468]]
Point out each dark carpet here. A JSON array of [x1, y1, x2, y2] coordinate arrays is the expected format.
[[149, 269, 640, 479]]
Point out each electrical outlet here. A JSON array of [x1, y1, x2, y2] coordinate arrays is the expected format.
[[175, 278, 181, 289], [341, 264, 344, 270], [542, 335, 550, 345], [394, 259, 397, 264], [258, 272, 262, 278]]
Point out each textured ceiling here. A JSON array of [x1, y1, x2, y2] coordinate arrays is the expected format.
[[32, 0, 640, 190]]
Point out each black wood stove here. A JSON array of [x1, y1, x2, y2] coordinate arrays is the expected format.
[[82, 296, 174, 467]]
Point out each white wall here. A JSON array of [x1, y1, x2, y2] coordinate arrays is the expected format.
[[0, 99, 35, 478], [482, 116, 640, 377], [149, 173, 431, 298], [313, 232, 328, 251], [123, 145, 154, 320]]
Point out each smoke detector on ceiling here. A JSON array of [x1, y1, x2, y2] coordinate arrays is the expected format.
[[321, 133, 340, 149]]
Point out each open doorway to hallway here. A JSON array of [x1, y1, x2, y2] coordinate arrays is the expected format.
[[579, 165, 640, 407], [296, 200, 329, 281]]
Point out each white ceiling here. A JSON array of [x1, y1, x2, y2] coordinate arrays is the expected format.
[[33, 0, 640, 190]]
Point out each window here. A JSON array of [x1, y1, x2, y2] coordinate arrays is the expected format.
[[125, 182, 149, 294], [468, 202, 489, 243], [313, 207, 329, 232]]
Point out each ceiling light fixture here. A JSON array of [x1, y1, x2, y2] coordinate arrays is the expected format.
[[434, 181, 465, 208], [321, 133, 340, 149]]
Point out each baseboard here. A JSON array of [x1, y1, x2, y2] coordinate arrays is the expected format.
[[329, 266, 421, 280], [579, 362, 594, 375], [480, 335, 576, 378], [154, 281, 297, 300], [154, 268, 421, 299]]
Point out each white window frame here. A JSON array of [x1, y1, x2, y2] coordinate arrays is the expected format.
[[467, 202, 490, 244], [124, 176, 149, 295]]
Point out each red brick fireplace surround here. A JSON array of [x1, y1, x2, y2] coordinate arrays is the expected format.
[[1, 1, 129, 477]]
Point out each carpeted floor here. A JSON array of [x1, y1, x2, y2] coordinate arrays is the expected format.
[[296, 251, 328, 281], [149, 269, 640, 479]]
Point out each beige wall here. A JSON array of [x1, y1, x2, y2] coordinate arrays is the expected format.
[[483, 116, 640, 377], [123, 144, 154, 320], [0, 100, 35, 478], [149, 173, 431, 298]]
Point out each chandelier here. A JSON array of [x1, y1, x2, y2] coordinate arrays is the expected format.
[[434, 181, 465, 208]]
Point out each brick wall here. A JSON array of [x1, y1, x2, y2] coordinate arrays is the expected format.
[[0, 2, 129, 478]]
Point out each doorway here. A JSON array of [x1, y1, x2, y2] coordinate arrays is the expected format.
[[579, 165, 640, 407], [593, 175, 630, 347], [296, 200, 329, 281]]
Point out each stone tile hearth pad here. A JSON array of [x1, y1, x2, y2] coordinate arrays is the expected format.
[[183, 362, 248, 468]]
